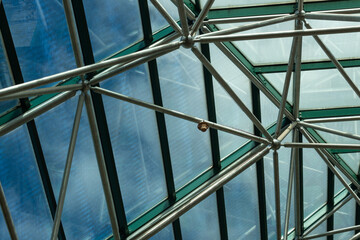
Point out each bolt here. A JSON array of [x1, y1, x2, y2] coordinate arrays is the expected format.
[[197, 121, 209, 132]]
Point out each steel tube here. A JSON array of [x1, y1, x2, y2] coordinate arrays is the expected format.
[[275, 36, 298, 137], [349, 231, 360, 240], [298, 0, 304, 12], [304, 22, 360, 98], [282, 142, 360, 150], [170, 0, 195, 20], [302, 225, 360, 239], [201, 27, 294, 121], [294, 129, 302, 237], [177, 0, 190, 36], [84, 93, 120, 240], [305, 13, 360, 22], [0, 91, 75, 137], [0, 42, 181, 98], [203, 14, 290, 24], [293, 19, 303, 120], [192, 46, 273, 141], [150, 0, 183, 34], [128, 145, 271, 240], [195, 25, 360, 43], [0, 182, 18, 240], [299, 121, 360, 142], [201, 14, 296, 38], [273, 150, 281, 240], [190, 0, 215, 36], [91, 86, 270, 144], [304, 116, 360, 124], [277, 121, 297, 142], [51, 93, 84, 240], [303, 194, 352, 236], [0, 84, 83, 101]]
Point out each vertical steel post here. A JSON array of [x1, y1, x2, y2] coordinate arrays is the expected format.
[[273, 150, 281, 240]]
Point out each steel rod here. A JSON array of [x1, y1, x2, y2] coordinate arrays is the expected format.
[[190, 0, 215, 36], [0, 84, 83, 101], [303, 194, 352, 236], [201, 26, 295, 121], [294, 129, 302, 237], [127, 145, 271, 240], [299, 121, 360, 142], [304, 116, 360, 124], [150, 0, 183, 34], [84, 93, 120, 240], [282, 142, 360, 150], [201, 14, 296, 38], [203, 14, 291, 24], [195, 25, 360, 43], [91, 86, 270, 144], [302, 225, 360, 239], [305, 13, 360, 22], [277, 121, 297, 142], [192, 46, 273, 141], [303, 21, 360, 99], [293, 19, 303, 120], [0, 91, 75, 137], [170, 0, 195, 20], [349, 231, 360, 240], [0, 182, 18, 240], [51, 93, 84, 240], [275, 36, 298, 137], [177, 0, 189, 37], [0, 42, 181, 98], [273, 150, 282, 240], [298, 0, 304, 12]]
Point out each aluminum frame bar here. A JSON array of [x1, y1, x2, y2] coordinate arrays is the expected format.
[[127, 144, 271, 240], [190, 0, 215, 36], [0, 182, 18, 240], [273, 150, 282, 240], [84, 93, 120, 240], [304, 116, 360, 124], [177, 0, 190, 36], [0, 91, 76, 137], [150, 0, 183, 34], [305, 13, 360, 22], [91, 86, 270, 144], [201, 14, 296, 38], [299, 121, 360, 142], [201, 26, 295, 121], [0, 84, 83, 101], [303, 194, 352, 236], [303, 21, 360, 99], [275, 36, 298, 137], [50, 93, 84, 240], [192, 46, 273, 141], [0, 42, 181, 98], [195, 25, 360, 43], [302, 225, 360, 239], [282, 142, 360, 150], [203, 14, 291, 24]]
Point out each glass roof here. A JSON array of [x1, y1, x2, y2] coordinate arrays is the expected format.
[[0, 0, 360, 240]]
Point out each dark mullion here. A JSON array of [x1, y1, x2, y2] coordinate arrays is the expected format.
[[251, 83, 268, 240], [356, 193, 360, 235], [70, 0, 129, 238], [201, 42, 229, 240], [327, 168, 334, 240], [138, 1, 183, 239], [0, 3, 67, 240]]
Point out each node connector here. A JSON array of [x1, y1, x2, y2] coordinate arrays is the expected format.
[[296, 118, 301, 123], [82, 80, 90, 92], [181, 36, 194, 49], [271, 139, 281, 150], [297, 10, 305, 20], [197, 121, 209, 132]]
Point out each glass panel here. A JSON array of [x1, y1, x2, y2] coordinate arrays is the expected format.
[[35, 95, 112, 239], [216, 21, 294, 65], [209, 43, 253, 158], [149, 224, 174, 240], [82, 0, 143, 61], [0, 125, 53, 240], [3, 0, 76, 82], [200, 0, 295, 8], [157, 47, 212, 189], [180, 193, 220, 240], [149, 0, 179, 32], [334, 199, 355, 240], [260, 92, 278, 128], [224, 165, 260, 240], [101, 65, 167, 222], [339, 153, 360, 175], [334, 168, 351, 195], [0, 41, 17, 114]]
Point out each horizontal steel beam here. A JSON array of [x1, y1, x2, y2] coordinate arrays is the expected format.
[[91, 86, 270, 144], [282, 142, 360, 150], [302, 225, 360, 239], [305, 13, 360, 22], [303, 116, 360, 124], [203, 14, 290, 24]]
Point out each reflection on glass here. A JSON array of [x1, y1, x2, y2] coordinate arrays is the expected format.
[[149, 0, 179, 32], [200, 0, 295, 8], [0, 125, 53, 239], [334, 199, 355, 240], [3, 0, 76, 82], [157, 47, 212, 189], [260, 92, 278, 128], [35, 95, 112, 239], [209, 44, 253, 158], [224, 165, 260, 240], [180, 193, 220, 240], [101, 65, 167, 222], [339, 153, 360, 175], [83, 0, 143, 61]]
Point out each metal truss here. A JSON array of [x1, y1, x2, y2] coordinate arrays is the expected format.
[[1, 0, 360, 240]]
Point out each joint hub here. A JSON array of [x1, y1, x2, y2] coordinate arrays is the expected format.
[[181, 36, 194, 49], [271, 139, 281, 150]]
